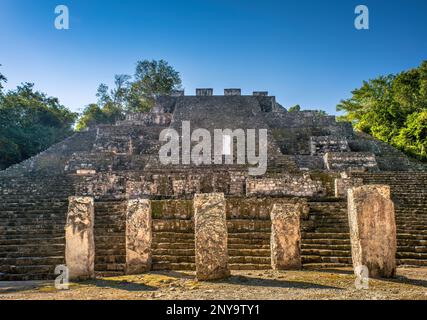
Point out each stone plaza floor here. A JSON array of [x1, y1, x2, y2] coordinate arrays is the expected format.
[[0, 267, 426, 300]]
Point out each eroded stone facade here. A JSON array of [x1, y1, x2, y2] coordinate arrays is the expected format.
[[65, 197, 95, 280], [126, 199, 152, 274], [270, 201, 309, 270], [347, 185, 397, 278], [193, 193, 230, 281]]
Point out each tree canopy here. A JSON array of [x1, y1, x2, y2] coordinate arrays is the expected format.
[[0, 82, 77, 169], [76, 59, 182, 130], [337, 61, 427, 161]]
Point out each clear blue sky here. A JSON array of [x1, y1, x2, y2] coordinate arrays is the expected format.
[[1, 0, 426, 115]]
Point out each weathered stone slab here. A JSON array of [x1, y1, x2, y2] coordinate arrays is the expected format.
[[126, 199, 152, 274], [246, 173, 325, 197], [193, 193, 230, 281], [324, 152, 378, 171], [310, 136, 350, 156], [65, 197, 95, 280], [270, 202, 309, 270], [347, 185, 397, 278]]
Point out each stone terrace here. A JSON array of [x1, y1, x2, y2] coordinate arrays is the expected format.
[[0, 89, 426, 280]]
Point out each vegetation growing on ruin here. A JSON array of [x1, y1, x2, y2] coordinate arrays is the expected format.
[[76, 60, 182, 130], [0, 67, 77, 169], [337, 61, 427, 162]]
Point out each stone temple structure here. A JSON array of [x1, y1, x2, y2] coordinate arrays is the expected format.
[[0, 88, 426, 280]]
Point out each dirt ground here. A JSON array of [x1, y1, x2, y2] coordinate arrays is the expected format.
[[1, 267, 427, 300]]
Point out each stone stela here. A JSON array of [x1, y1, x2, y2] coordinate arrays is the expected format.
[[126, 199, 152, 274], [65, 197, 95, 280], [347, 185, 397, 278], [1, 89, 422, 282], [270, 201, 309, 270], [193, 193, 230, 281]]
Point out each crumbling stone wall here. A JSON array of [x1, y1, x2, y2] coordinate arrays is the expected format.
[[324, 152, 378, 171], [310, 136, 350, 155], [334, 173, 364, 198], [246, 174, 325, 197]]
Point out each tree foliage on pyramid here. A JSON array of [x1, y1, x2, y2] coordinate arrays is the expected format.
[[338, 61, 427, 162], [76, 60, 182, 130]]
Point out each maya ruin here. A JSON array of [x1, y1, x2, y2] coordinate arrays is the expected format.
[[1, 89, 426, 285]]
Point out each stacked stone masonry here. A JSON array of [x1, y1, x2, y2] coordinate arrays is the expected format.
[[0, 92, 426, 280]]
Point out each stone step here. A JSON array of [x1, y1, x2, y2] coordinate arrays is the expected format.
[[227, 232, 271, 239], [398, 246, 427, 253], [95, 263, 126, 272], [302, 232, 350, 239], [0, 273, 57, 281], [0, 246, 64, 258], [229, 264, 271, 270], [301, 238, 351, 245], [153, 220, 194, 232], [396, 252, 427, 259], [397, 259, 427, 266], [0, 256, 64, 268], [0, 237, 65, 246], [151, 262, 195, 271], [228, 249, 270, 256], [301, 249, 350, 257], [152, 248, 195, 256], [397, 234, 427, 240], [227, 220, 271, 232], [229, 256, 271, 264], [302, 244, 351, 250], [228, 243, 270, 250], [152, 242, 194, 250], [96, 248, 126, 256], [152, 255, 195, 263], [302, 263, 351, 269], [95, 256, 126, 264], [227, 237, 270, 245], [301, 255, 352, 264], [0, 263, 60, 275]]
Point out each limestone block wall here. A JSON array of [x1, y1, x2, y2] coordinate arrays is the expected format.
[[310, 136, 350, 155], [120, 112, 172, 126], [74, 173, 127, 199], [246, 174, 325, 197], [335, 177, 364, 198], [125, 170, 242, 198], [324, 152, 379, 171]]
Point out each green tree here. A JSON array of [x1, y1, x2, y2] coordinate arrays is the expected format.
[[76, 59, 182, 130], [337, 61, 427, 161], [288, 104, 301, 112], [0, 64, 6, 93], [127, 59, 182, 112], [394, 111, 427, 160], [0, 82, 77, 169]]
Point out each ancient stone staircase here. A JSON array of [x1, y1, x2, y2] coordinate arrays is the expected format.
[[301, 201, 352, 268], [151, 200, 195, 271], [0, 130, 97, 178], [0, 176, 74, 280], [351, 172, 427, 266], [94, 199, 127, 276]]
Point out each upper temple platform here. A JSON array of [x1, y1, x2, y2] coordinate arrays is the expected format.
[[1, 88, 426, 179]]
